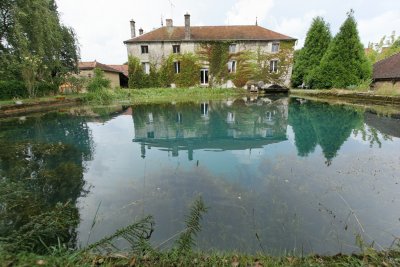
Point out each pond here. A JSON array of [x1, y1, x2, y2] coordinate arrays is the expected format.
[[0, 96, 399, 255]]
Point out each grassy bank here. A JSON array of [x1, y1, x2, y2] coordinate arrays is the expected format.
[[0, 88, 245, 118], [2, 249, 400, 266], [83, 87, 246, 105]]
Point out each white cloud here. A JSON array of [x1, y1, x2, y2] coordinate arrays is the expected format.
[[271, 10, 326, 48], [225, 0, 274, 25], [358, 10, 400, 46]]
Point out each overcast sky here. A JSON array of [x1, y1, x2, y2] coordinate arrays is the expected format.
[[56, 0, 400, 64]]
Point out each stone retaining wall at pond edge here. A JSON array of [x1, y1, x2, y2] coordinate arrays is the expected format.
[[290, 90, 400, 105], [0, 98, 82, 118]]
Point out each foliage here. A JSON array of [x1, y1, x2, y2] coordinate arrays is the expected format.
[[198, 42, 231, 86], [86, 68, 111, 92], [128, 56, 148, 89], [0, 203, 79, 254], [175, 196, 208, 254], [308, 11, 372, 89], [175, 53, 200, 87], [232, 50, 255, 87], [254, 41, 296, 87], [0, 80, 27, 99], [83, 89, 115, 105], [292, 17, 332, 88], [83, 216, 155, 255], [366, 31, 400, 63], [0, 0, 79, 98], [65, 75, 88, 94], [159, 55, 175, 87]]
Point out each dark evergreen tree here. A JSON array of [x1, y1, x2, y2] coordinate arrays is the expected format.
[[291, 17, 331, 88], [308, 10, 371, 89]]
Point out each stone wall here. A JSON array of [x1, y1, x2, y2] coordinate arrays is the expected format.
[[374, 80, 400, 93], [78, 70, 121, 89], [126, 40, 294, 87]]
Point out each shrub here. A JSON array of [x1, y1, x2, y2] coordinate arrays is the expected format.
[[65, 76, 88, 93], [0, 80, 28, 100], [86, 68, 111, 92], [128, 56, 148, 89]]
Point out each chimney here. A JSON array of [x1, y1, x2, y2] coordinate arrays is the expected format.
[[166, 19, 173, 27], [184, 13, 191, 40], [139, 28, 144, 35], [130, 20, 136, 38]]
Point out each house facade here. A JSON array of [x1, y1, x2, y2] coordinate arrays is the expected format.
[[372, 52, 400, 92], [124, 14, 296, 88]]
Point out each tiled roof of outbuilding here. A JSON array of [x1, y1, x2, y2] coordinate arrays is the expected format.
[[79, 61, 121, 73], [124, 25, 296, 43], [373, 52, 400, 80], [108, 64, 129, 77]]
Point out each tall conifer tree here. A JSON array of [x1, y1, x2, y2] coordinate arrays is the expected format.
[[291, 17, 331, 88], [308, 10, 371, 89]]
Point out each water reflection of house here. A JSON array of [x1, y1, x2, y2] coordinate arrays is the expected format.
[[132, 97, 288, 160], [364, 112, 400, 138]]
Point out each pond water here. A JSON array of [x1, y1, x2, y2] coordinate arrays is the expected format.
[[0, 96, 399, 255]]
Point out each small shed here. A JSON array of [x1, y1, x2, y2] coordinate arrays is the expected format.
[[372, 52, 400, 91]]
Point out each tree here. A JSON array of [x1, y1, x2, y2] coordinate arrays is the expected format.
[[0, 0, 79, 97], [308, 10, 371, 89], [366, 32, 400, 63], [291, 17, 332, 88]]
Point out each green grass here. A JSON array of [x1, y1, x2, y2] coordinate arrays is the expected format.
[[83, 87, 246, 105], [2, 249, 400, 267]]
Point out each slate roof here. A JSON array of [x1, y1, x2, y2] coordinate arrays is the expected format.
[[373, 52, 400, 80], [124, 25, 296, 43]]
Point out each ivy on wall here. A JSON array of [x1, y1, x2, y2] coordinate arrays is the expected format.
[[253, 41, 296, 86], [128, 40, 295, 89], [175, 53, 201, 87], [197, 42, 232, 86]]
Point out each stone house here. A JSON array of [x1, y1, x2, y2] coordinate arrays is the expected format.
[[372, 52, 400, 91], [78, 61, 129, 88], [123, 14, 296, 87]]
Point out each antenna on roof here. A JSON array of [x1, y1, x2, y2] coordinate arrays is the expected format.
[[161, 15, 164, 26], [256, 17, 258, 26], [168, 0, 175, 19]]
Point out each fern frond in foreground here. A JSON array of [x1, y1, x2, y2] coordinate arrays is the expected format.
[[175, 196, 208, 254], [82, 215, 154, 255]]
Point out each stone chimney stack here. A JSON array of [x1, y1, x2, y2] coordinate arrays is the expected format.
[[130, 20, 136, 38], [139, 28, 144, 35], [166, 19, 173, 27], [184, 13, 191, 40]]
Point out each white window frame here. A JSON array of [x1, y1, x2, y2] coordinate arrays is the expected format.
[[271, 42, 280, 53], [270, 60, 278, 73], [142, 62, 150, 74], [228, 60, 237, 73], [172, 44, 181, 54], [229, 44, 237, 53], [174, 61, 181, 74], [200, 69, 209, 85], [141, 45, 149, 54]]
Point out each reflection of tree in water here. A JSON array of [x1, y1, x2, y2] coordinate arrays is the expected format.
[[288, 102, 317, 156], [289, 100, 363, 165], [0, 113, 93, 253], [353, 111, 397, 148]]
